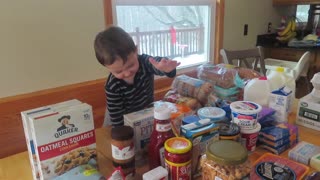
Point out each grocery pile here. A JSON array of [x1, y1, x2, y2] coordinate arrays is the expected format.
[[276, 18, 297, 43]]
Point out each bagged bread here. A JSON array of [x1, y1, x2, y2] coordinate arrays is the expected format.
[[197, 63, 261, 89], [172, 75, 212, 105]]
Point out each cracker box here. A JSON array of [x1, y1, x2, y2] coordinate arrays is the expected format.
[[21, 99, 82, 180], [124, 107, 154, 162], [181, 118, 219, 178], [296, 94, 320, 131], [29, 103, 96, 180]]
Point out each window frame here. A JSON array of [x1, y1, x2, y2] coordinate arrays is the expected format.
[[103, 0, 224, 76]]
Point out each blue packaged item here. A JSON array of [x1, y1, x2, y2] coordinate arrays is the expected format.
[[259, 126, 290, 141], [182, 115, 200, 125], [258, 136, 290, 148], [261, 142, 291, 155]]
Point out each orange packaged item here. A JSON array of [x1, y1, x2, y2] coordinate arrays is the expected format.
[[250, 153, 309, 180]]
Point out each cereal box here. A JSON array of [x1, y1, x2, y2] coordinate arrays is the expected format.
[[21, 99, 82, 179], [29, 103, 96, 180]]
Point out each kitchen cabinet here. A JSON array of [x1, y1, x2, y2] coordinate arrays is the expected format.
[[273, 0, 320, 5]]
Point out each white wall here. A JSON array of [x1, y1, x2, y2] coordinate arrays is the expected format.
[[223, 0, 293, 50], [0, 0, 106, 98]]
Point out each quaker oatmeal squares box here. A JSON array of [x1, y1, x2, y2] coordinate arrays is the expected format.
[[20, 99, 82, 180], [29, 103, 97, 180]]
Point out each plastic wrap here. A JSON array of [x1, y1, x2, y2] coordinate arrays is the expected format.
[[197, 63, 261, 102], [171, 75, 212, 105]]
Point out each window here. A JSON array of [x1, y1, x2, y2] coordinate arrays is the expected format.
[[296, 5, 310, 23], [112, 0, 216, 69]]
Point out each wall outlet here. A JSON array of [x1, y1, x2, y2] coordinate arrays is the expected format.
[[244, 24, 248, 36]]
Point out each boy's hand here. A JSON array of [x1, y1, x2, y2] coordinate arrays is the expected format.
[[149, 57, 181, 73]]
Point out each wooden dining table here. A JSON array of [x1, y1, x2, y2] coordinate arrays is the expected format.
[[1, 101, 320, 180]]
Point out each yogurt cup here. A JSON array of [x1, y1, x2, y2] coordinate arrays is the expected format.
[[197, 107, 226, 122], [240, 123, 261, 151], [230, 101, 262, 130]]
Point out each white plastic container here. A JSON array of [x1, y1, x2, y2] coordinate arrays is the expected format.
[[143, 166, 168, 180], [244, 77, 271, 107], [230, 101, 262, 130], [267, 67, 296, 98], [311, 72, 320, 90]]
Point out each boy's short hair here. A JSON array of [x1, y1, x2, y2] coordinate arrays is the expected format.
[[94, 26, 137, 66]]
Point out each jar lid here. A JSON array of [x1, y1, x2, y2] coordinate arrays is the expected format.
[[111, 126, 134, 141], [197, 107, 226, 120], [217, 122, 240, 136], [164, 137, 192, 154], [206, 140, 247, 165], [154, 106, 171, 120]]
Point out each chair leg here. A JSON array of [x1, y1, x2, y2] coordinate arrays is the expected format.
[[303, 76, 311, 93]]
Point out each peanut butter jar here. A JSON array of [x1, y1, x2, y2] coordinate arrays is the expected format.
[[111, 126, 135, 165]]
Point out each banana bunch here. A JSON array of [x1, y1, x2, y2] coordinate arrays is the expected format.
[[276, 19, 297, 42]]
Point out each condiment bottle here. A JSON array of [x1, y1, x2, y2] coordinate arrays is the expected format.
[[111, 126, 135, 179], [164, 137, 192, 180], [148, 106, 175, 169]]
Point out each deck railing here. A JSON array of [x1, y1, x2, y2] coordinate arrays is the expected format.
[[129, 25, 204, 59]]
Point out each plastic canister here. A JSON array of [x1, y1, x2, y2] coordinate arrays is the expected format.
[[240, 123, 261, 151], [164, 137, 192, 180], [217, 121, 241, 141], [197, 107, 226, 122], [244, 76, 271, 107], [267, 67, 296, 99], [230, 101, 262, 130], [201, 140, 251, 179]]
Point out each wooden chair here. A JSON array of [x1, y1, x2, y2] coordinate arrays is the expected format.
[[220, 46, 267, 76]]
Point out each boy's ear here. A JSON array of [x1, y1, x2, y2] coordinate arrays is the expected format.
[[135, 46, 139, 54]]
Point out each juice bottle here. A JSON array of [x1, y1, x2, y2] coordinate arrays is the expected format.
[[148, 106, 174, 169]]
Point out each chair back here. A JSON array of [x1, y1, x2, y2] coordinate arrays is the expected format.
[[293, 51, 311, 80], [220, 46, 266, 76]]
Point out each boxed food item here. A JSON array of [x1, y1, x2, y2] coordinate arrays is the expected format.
[[123, 107, 154, 163], [181, 118, 219, 177], [29, 103, 97, 179], [53, 164, 105, 180], [296, 93, 320, 131], [21, 99, 82, 179], [288, 141, 320, 165], [250, 153, 309, 180], [310, 153, 320, 171]]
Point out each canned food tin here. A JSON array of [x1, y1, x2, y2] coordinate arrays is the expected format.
[[164, 137, 192, 180]]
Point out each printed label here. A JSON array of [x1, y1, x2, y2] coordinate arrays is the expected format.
[[166, 160, 191, 180], [156, 123, 172, 132], [111, 143, 135, 160]]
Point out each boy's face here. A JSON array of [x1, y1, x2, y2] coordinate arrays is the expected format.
[[106, 51, 139, 82]]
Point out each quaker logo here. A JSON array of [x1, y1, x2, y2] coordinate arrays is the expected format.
[[54, 115, 78, 138]]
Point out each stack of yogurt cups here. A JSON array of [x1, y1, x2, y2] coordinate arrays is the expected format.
[[230, 101, 262, 151]]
